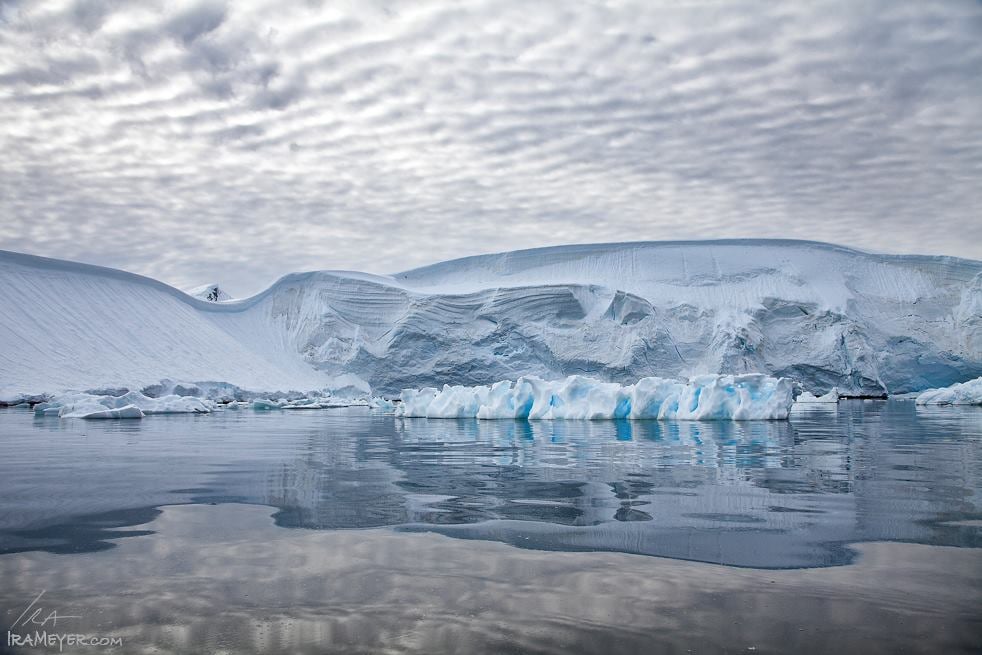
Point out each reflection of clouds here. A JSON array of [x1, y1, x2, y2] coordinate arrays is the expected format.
[[1, 2, 982, 292], [0, 503, 979, 654]]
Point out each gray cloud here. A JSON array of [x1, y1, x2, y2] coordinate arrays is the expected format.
[[0, 0, 980, 295], [166, 0, 226, 45]]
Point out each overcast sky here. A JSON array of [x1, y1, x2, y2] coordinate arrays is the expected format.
[[1, 0, 980, 295]]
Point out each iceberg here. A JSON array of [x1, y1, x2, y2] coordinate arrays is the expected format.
[[371, 397, 396, 412], [63, 404, 145, 419], [396, 374, 794, 421], [44, 391, 214, 419], [795, 387, 839, 403], [1, 240, 980, 401], [915, 377, 982, 405]]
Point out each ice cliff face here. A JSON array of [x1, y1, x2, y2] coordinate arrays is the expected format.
[[254, 240, 981, 396], [1, 240, 979, 400], [396, 374, 795, 420]]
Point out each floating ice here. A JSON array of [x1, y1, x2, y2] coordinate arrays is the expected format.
[[795, 387, 839, 403], [396, 374, 794, 420], [251, 396, 369, 410], [282, 398, 328, 410], [65, 404, 145, 419], [915, 377, 982, 405], [44, 391, 214, 419], [371, 397, 396, 412]]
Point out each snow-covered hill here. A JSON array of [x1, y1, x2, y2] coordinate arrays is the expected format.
[[1, 240, 979, 400]]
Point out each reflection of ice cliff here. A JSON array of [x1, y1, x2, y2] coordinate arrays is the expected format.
[[0, 400, 977, 567], [250, 402, 979, 568]]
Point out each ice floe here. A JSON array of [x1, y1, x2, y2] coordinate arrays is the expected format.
[[39, 391, 214, 419], [915, 377, 982, 405]]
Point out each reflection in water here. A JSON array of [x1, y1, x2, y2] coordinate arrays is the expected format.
[[0, 504, 979, 655], [0, 401, 979, 568]]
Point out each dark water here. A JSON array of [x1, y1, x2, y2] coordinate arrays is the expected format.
[[0, 400, 980, 653]]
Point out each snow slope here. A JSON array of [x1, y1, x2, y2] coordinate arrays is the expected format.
[[0, 250, 337, 400], [1, 240, 980, 400]]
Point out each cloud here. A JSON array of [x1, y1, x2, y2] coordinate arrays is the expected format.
[[166, 0, 226, 45], [0, 0, 980, 295]]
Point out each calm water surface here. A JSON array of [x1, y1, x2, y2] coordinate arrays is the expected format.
[[0, 400, 979, 653]]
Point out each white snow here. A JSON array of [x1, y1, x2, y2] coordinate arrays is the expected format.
[[915, 377, 982, 405], [795, 387, 839, 403], [39, 391, 214, 419], [396, 374, 794, 420], [0, 250, 364, 400], [1, 240, 980, 401]]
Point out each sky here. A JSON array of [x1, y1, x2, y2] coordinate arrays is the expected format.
[[0, 0, 980, 296]]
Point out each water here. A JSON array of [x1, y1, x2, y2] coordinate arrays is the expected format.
[[0, 400, 979, 653]]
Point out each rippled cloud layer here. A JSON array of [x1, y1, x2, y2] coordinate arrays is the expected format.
[[1, 1, 980, 293]]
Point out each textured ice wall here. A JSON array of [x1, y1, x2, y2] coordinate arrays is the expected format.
[[397, 374, 794, 420]]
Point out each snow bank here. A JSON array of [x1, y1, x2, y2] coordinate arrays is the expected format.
[[915, 377, 982, 405], [40, 391, 214, 419], [396, 374, 794, 420], [795, 387, 839, 403]]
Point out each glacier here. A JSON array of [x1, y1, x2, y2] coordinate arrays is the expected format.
[[396, 374, 794, 420], [915, 377, 982, 405], [1, 240, 980, 402]]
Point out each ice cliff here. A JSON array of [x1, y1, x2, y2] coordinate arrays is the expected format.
[[1, 240, 980, 401], [396, 374, 794, 420]]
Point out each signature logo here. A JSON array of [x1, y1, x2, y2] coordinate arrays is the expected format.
[[9, 590, 81, 630], [6, 590, 122, 651]]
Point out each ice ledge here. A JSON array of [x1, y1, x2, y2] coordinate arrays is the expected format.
[[396, 374, 794, 421]]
